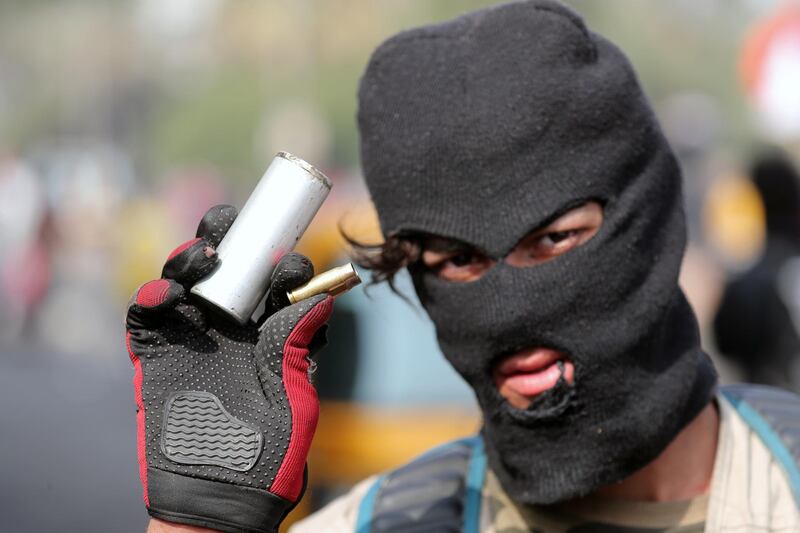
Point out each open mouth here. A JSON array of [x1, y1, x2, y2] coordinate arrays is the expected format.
[[492, 347, 575, 409]]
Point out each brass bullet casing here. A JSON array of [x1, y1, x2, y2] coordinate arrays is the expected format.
[[287, 263, 362, 304]]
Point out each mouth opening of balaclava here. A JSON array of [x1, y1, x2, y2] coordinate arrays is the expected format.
[[358, 0, 717, 505]]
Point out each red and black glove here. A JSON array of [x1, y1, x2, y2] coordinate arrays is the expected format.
[[125, 205, 333, 533]]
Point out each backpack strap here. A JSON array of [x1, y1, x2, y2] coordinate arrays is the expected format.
[[721, 384, 800, 505], [356, 435, 486, 533]]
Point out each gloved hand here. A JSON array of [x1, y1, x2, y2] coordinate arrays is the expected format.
[[125, 204, 333, 533]]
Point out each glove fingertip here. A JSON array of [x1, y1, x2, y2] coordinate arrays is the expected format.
[[196, 204, 238, 248], [136, 279, 171, 308], [161, 237, 218, 286], [126, 279, 184, 330], [266, 254, 316, 314], [273, 252, 314, 276], [133, 279, 184, 310], [166, 237, 203, 262]]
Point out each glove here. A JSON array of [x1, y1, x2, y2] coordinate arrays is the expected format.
[[125, 204, 333, 533]]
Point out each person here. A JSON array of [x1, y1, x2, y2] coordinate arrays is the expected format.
[[714, 150, 800, 392], [125, 2, 800, 532]]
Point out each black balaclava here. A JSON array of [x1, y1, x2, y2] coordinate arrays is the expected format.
[[357, 0, 717, 505]]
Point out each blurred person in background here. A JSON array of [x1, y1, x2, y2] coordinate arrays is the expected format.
[[714, 150, 800, 392], [0, 155, 52, 340], [128, 2, 800, 533]]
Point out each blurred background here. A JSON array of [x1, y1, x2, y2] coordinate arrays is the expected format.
[[1, 0, 799, 531]]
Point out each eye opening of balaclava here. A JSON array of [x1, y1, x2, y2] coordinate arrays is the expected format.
[[411, 195, 607, 266], [358, 0, 717, 506]]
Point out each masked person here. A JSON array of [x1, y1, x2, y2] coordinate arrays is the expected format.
[[127, 2, 800, 533]]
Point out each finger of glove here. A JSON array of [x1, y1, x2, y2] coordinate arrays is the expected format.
[[264, 252, 315, 318], [195, 204, 238, 248], [256, 294, 332, 370], [126, 278, 184, 330], [255, 294, 333, 502], [161, 237, 218, 287]]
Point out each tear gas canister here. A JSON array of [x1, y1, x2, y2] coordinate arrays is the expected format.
[[191, 151, 332, 324]]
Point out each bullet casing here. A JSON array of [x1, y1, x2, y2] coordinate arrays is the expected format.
[[191, 152, 332, 324], [287, 263, 362, 304]]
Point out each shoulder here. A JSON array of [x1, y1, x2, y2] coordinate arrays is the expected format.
[[709, 385, 800, 530], [289, 476, 378, 533], [361, 436, 486, 532], [719, 384, 800, 472], [293, 436, 486, 533]]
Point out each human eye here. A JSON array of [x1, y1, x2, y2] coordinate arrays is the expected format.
[[533, 230, 581, 255], [446, 252, 477, 267], [421, 247, 494, 282], [506, 201, 603, 267]]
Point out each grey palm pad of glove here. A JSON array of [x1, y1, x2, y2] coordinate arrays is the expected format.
[[125, 205, 333, 533]]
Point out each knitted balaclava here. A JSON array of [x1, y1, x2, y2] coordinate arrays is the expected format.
[[358, 0, 717, 504]]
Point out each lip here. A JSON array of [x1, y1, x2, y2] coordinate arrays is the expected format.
[[493, 347, 574, 406]]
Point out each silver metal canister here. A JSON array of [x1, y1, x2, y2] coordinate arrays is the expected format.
[[191, 151, 332, 324]]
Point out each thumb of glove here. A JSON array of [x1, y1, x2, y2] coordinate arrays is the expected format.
[[254, 293, 334, 501]]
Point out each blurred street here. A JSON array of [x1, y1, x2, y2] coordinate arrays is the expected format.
[[0, 344, 146, 531]]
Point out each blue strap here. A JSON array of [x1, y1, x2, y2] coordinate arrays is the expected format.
[[463, 436, 487, 533], [354, 435, 486, 532], [355, 474, 385, 533], [722, 389, 800, 506]]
